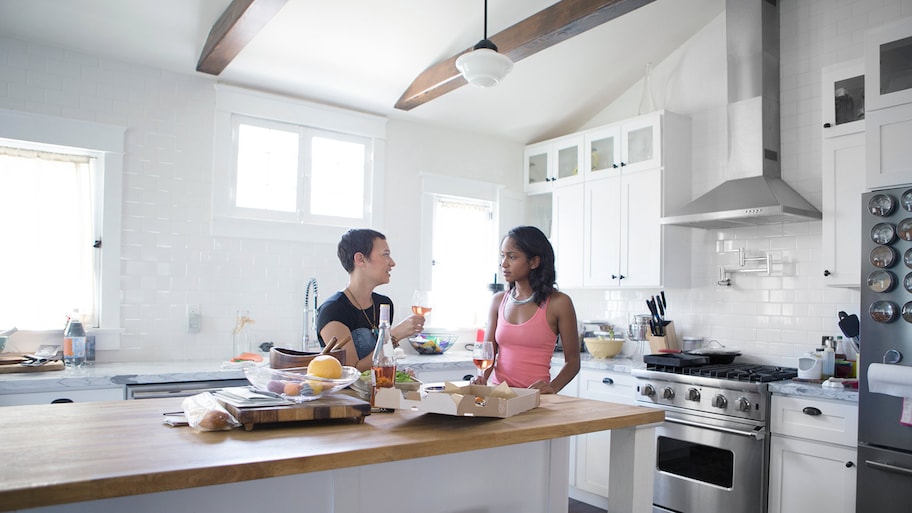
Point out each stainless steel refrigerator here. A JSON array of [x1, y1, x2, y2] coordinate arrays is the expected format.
[[857, 187, 912, 511]]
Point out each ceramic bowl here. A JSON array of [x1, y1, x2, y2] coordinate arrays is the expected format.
[[584, 337, 625, 359], [244, 365, 360, 403]]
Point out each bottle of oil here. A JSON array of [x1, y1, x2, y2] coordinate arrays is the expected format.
[[371, 304, 396, 406]]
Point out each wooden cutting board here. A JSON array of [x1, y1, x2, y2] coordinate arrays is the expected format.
[[221, 393, 371, 431], [0, 354, 64, 374]]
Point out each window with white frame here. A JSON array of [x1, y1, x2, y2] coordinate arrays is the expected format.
[[213, 85, 386, 242], [0, 109, 124, 341]]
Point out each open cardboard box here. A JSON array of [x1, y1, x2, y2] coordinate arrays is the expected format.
[[374, 381, 540, 418]]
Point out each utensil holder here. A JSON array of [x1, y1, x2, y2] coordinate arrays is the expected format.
[[646, 321, 678, 353]]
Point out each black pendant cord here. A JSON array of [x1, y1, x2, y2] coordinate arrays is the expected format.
[[484, 0, 489, 40]]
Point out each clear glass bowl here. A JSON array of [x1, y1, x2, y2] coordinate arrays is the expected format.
[[244, 365, 360, 403], [408, 333, 458, 354]]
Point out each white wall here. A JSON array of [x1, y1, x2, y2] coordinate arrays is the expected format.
[[0, 36, 522, 361]]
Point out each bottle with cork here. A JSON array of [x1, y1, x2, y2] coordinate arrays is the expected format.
[[370, 304, 396, 406]]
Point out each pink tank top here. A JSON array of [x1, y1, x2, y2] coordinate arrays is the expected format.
[[490, 293, 557, 388]]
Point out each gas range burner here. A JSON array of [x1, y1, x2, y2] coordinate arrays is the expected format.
[[645, 363, 798, 383]]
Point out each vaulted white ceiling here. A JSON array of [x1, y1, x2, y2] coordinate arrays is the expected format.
[[0, 0, 723, 143]]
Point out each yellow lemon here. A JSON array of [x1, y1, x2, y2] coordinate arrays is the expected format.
[[307, 355, 342, 379]]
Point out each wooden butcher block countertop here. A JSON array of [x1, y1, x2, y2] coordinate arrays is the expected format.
[[0, 394, 663, 511]]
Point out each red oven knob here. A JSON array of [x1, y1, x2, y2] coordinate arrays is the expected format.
[[662, 386, 675, 399], [736, 397, 751, 412], [686, 388, 700, 401], [640, 384, 656, 397], [711, 394, 728, 409]]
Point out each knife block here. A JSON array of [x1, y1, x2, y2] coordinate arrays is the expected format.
[[646, 321, 678, 353]]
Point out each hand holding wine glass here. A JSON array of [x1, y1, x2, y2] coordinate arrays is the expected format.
[[472, 341, 494, 384]]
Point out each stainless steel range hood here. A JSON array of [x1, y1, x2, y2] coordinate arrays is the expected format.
[[661, 0, 821, 230]]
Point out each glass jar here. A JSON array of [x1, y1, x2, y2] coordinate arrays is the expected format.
[[233, 310, 253, 356]]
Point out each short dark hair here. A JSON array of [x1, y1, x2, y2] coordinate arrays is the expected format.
[[337, 229, 386, 273], [505, 225, 556, 305]]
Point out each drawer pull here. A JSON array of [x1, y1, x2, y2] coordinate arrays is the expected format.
[[866, 460, 912, 477], [602, 377, 614, 385], [802, 406, 822, 416]]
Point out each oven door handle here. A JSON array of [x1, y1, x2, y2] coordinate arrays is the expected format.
[[865, 460, 912, 476], [664, 416, 766, 440]]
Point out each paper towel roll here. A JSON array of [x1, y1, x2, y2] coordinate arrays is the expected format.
[[867, 363, 912, 398]]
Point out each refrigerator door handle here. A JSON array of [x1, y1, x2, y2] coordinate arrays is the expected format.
[[866, 459, 912, 477]]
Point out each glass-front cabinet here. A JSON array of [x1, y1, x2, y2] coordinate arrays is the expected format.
[[523, 135, 584, 195], [822, 59, 865, 138], [865, 17, 912, 112], [583, 112, 661, 181]]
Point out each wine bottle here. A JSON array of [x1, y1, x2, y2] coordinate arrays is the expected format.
[[371, 304, 396, 406]]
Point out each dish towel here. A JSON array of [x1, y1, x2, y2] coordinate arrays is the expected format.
[[867, 363, 912, 426]]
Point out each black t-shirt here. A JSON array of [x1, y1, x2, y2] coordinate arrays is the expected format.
[[316, 291, 395, 361]]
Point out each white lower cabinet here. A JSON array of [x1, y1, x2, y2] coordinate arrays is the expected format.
[[568, 368, 637, 510], [0, 386, 125, 406], [768, 395, 858, 513]]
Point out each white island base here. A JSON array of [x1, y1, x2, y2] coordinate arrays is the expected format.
[[19, 430, 656, 513]]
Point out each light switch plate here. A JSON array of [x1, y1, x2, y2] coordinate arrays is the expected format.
[[186, 304, 201, 333]]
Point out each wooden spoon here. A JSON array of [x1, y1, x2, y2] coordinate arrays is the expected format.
[[320, 336, 338, 355]]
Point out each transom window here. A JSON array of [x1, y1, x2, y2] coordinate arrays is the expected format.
[[212, 85, 386, 242]]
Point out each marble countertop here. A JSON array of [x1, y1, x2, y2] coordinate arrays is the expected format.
[[0, 350, 479, 393], [768, 380, 859, 403]]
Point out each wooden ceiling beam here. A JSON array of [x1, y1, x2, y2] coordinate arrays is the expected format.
[[196, 0, 288, 76], [394, 0, 654, 111]]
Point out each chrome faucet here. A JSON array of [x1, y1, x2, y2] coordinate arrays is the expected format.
[[303, 278, 319, 351]]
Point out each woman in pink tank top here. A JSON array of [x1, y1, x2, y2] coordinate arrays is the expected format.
[[477, 226, 580, 394]]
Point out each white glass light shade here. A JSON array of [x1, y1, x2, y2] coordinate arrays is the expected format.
[[455, 48, 513, 87]]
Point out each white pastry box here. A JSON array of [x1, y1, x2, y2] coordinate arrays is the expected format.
[[373, 382, 540, 418]]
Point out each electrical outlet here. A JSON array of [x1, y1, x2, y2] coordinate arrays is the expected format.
[[186, 304, 201, 333]]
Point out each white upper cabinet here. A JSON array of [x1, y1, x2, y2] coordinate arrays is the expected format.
[[535, 110, 691, 289], [821, 59, 865, 138], [865, 17, 912, 112], [822, 132, 864, 287], [524, 134, 585, 195]]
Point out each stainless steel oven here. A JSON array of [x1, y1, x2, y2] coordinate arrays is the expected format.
[[633, 360, 797, 513]]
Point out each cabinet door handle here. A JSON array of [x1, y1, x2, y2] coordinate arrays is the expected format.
[[618, 275, 625, 280], [865, 460, 912, 476], [620, 162, 627, 167], [802, 406, 822, 416], [823, 122, 832, 128], [846, 461, 855, 468], [611, 274, 618, 279], [602, 377, 614, 385], [462, 374, 475, 381], [823, 269, 831, 276], [612, 163, 619, 169]]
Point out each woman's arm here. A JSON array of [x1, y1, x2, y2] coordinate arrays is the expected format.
[[543, 292, 580, 394], [476, 291, 505, 384], [319, 321, 372, 372]]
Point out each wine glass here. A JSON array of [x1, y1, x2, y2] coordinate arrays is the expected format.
[[411, 290, 433, 325], [472, 341, 494, 383]]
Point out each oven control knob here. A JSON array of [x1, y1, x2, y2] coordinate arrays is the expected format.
[[736, 397, 751, 412], [711, 394, 728, 409], [686, 388, 701, 401], [640, 384, 656, 397], [662, 386, 675, 399]]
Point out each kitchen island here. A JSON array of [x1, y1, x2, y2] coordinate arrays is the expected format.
[[0, 392, 662, 513]]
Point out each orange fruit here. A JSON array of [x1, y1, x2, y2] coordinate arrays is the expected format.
[[307, 355, 342, 379], [283, 382, 302, 396]]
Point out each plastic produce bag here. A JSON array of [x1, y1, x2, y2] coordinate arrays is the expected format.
[[181, 392, 241, 432]]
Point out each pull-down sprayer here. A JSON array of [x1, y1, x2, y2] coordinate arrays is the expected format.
[[303, 278, 319, 351]]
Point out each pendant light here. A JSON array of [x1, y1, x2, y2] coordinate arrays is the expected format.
[[455, 0, 513, 87]]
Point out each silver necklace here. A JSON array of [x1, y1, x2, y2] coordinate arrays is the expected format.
[[509, 287, 535, 305]]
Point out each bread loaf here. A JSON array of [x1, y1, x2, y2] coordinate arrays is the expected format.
[[198, 409, 231, 431]]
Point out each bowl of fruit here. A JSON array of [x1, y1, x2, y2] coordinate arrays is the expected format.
[[407, 332, 458, 355], [244, 355, 360, 403]]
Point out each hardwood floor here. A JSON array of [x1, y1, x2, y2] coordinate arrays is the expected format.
[[568, 498, 607, 513]]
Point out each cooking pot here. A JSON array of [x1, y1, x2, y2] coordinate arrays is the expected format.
[[684, 339, 741, 364]]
